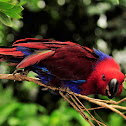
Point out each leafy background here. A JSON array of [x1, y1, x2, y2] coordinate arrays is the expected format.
[[0, 0, 126, 125]]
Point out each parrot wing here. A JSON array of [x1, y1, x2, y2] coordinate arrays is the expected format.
[[12, 38, 100, 80], [0, 38, 103, 81]]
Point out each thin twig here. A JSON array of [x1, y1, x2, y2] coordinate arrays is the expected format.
[[72, 95, 106, 126], [115, 97, 126, 104], [85, 106, 104, 111], [59, 91, 95, 126], [87, 99, 126, 120]]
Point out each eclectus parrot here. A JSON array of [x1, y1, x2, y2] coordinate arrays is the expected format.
[[0, 38, 125, 98]]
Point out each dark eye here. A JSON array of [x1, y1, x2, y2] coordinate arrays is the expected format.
[[102, 74, 106, 81]]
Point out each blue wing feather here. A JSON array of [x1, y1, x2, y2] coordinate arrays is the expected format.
[[62, 80, 86, 94], [34, 66, 86, 94], [35, 69, 55, 84]]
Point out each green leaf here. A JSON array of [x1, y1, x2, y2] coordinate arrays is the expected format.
[[0, 2, 14, 10], [0, 12, 12, 26], [1, 11, 22, 19], [94, 110, 106, 124], [6, 6, 24, 13]]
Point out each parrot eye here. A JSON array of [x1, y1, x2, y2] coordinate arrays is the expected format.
[[102, 74, 106, 81]]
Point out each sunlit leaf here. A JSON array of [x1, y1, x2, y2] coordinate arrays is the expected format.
[[117, 0, 119, 4], [8, 117, 20, 126], [6, 6, 24, 13]]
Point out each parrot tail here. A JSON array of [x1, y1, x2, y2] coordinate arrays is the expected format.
[[0, 47, 23, 66]]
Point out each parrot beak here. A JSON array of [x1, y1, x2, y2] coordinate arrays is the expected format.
[[106, 78, 119, 99]]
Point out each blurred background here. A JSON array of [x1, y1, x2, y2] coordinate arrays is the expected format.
[[0, 0, 126, 125]]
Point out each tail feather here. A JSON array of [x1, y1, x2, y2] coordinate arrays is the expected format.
[[0, 47, 23, 64], [0, 51, 23, 56], [0, 47, 23, 56]]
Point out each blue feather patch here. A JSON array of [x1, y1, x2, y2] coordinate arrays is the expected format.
[[35, 69, 54, 84], [62, 80, 86, 94], [41, 67, 51, 74], [33, 65, 51, 74], [16, 46, 32, 57], [93, 48, 111, 61]]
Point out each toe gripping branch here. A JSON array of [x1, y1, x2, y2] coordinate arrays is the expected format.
[[13, 67, 30, 76]]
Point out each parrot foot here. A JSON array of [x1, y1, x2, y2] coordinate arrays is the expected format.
[[13, 68, 29, 76]]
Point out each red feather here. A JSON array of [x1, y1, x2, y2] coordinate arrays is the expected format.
[[13, 38, 52, 44], [0, 47, 23, 56], [13, 43, 48, 49], [17, 50, 55, 68]]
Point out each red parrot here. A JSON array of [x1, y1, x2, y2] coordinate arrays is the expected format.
[[0, 38, 125, 98]]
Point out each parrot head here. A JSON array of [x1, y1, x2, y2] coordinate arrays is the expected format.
[[94, 59, 125, 99]]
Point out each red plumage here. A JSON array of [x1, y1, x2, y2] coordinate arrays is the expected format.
[[14, 39, 97, 79]]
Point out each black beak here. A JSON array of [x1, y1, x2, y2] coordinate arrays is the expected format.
[[106, 78, 119, 99]]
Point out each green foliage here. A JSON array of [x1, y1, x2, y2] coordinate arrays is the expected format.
[[0, 0, 25, 27], [108, 113, 123, 126], [0, 84, 91, 126]]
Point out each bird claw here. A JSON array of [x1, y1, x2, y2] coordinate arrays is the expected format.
[[13, 69, 29, 76]]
